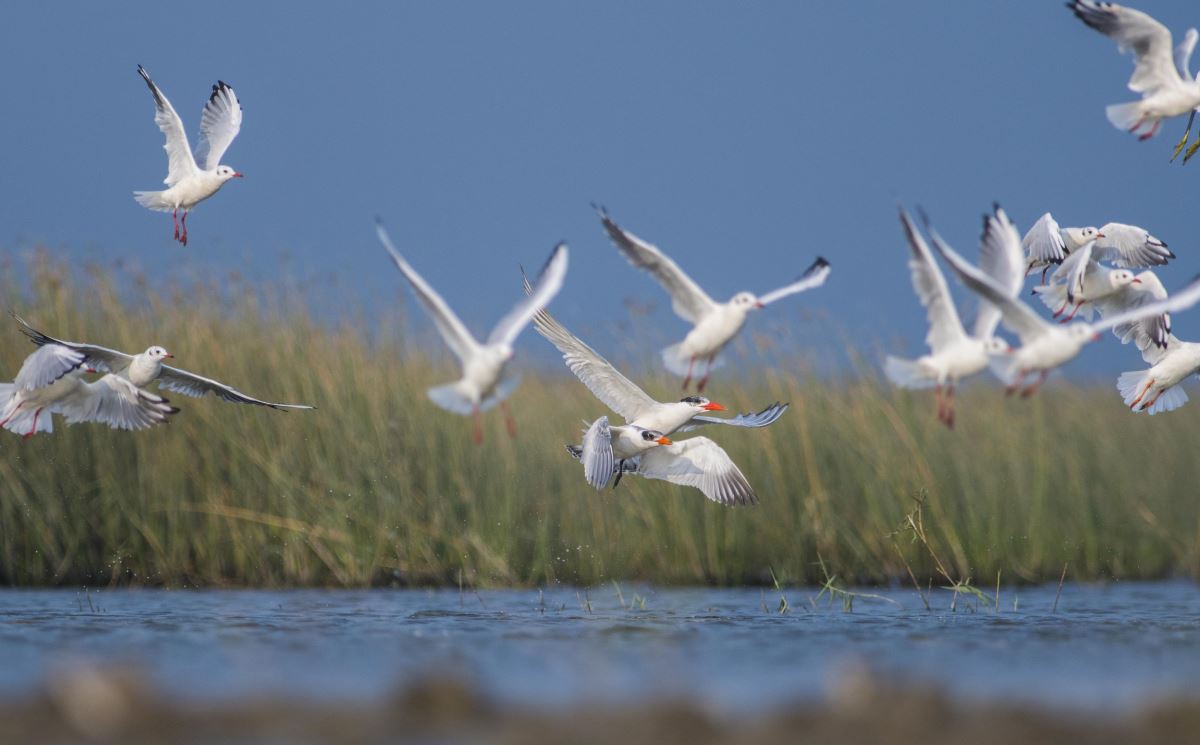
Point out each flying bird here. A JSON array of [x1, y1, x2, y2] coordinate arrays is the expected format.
[[134, 65, 244, 246], [1117, 332, 1200, 414], [1068, 1, 1200, 144], [1022, 213, 1172, 284], [596, 206, 830, 391], [884, 205, 1023, 428], [377, 221, 568, 443], [13, 316, 314, 412]]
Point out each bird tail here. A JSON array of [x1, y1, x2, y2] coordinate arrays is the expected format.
[[477, 373, 521, 413], [426, 383, 476, 415], [661, 343, 724, 377], [1031, 282, 1068, 315], [133, 191, 172, 212], [1105, 101, 1147, 133], [1117, 370, 1189, 415], [883, 356, 937, 390], [987, 355, 1021, 387]]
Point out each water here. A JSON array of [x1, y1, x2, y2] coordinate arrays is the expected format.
[[2, 581, 1198, 712]]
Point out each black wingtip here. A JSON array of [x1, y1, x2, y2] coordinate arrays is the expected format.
[[808, 256, 830, 273]]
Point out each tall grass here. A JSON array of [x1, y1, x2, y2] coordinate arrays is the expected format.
[[1, 252, 1198, 587]]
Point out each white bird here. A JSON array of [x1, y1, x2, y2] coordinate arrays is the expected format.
[[1069, 1, 1200, 142], [134, 65, 244, 247], [1, 345, 177, 438], [520, 271, 789, 436], [1116, 332, 1200, 414], [1021, 213, 1102, 282], [567, 416, 757, 506], [884, 205, 1023, 428], [1022, 213, 1172, 284], [596, 206, 830, 391], [1093, 270, 1172, 350], [930, 224, 1200, 397], [14, 316, 314, 411], [377, 221, 568, 443], [1031, 246, 1143, 322]]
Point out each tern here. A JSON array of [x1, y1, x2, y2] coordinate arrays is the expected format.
[[134, 65, 244, 246]]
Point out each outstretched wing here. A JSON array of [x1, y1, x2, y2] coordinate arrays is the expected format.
[[1050, 240, 1097, 303], [521, 272, 658, 421], [898, 209, 967, 353], [636, 436, 756, 506], [487, 243, 569, 348], [155, 364, 313, 410], [13, 314, 135, 373], [377, 220, 480, 364], [597, 206, 717, 323], [1069, 0, 1183, 94], [1022, 213, 1068, 266], [1175, 28, 1199, 79], [677, 401, 789, 432], [137, 65, 198, 186], [1089, 274, 1200, 335], [55, 375, 178, 431], [757, 257, 831, 306], [13, 344, 85, 391], [1094, 223, 1174, 268], [973, 204, 1025, 339], [1094, 270, 1171, 351], [193, 80, 243, 171]]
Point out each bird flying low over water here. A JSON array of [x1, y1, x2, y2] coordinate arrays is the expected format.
[[13, 315, 314, 412], [566, 416, 757, 506], [884, 205, 1023, 428], [1068, 1, 1200, 152], [377, 221, 568, 443], [134, 65, 244, 246], [595, 206, 830, 392], [1, 344, 177, 438]]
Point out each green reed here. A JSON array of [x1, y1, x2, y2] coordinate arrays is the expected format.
[[1, 252, 1198, 587]]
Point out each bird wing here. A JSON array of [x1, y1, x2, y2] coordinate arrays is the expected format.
[[1175, 28, 1198, 79], [13, 314, 135, 373], [12, 344, 85, 391], [193, 80, 243, 171], [927, 221, 1050, 344], [972, 204, 1026, 339], [1022, 213, 1068, 265], [137, 65, 198, 186], [597, 206, 717, 323], [676, 401, 788, 432], [377, 221, 480, 364], [898, 208, 968, 353], [1070, 0, 1183, 95], [487, 243, 569, 348], [1093, 270, 1172, 350], [1088, 275, 1200, 335], [1050, 240, 1097, 303], [1093, 223, 1173, 268], [520, 272, 659, 421], [756, 257, 831, 306], [580, 416, 614, 489], [54, 374, 178, 431], [635, 436, 757, 506], [155, 364, 314, 410]]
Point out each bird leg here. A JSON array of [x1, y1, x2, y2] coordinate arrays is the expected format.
[[1005, 370, 1028, 397], [1059, 301, 1084, 323], [472, 406, 483, 445], [500, 401, 517, 439], [1171, 111, 1196, 162], [612, 460, 626, 490], [172, 209, 180, 241], [1130, 378, 1155, 409], [934, 385, 945, 424], [1140, 389, 1164, 412], [1020, 370, 1049, 398], [682, 355, 696, 390], [696, 356, 716, 393], [1053, 299, 1069, 318], [943, 385, 956, 430], [1128, 115, 1148, 135], [23, 408, 43, 440], [1186, 137, 1200, 164], [180, 211, 189, 247], [1137, 119, 1161, 142], [0, 401, 23, 428]]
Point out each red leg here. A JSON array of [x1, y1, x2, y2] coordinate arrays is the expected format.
[[1141, 389, 1164, 411], [1005, 369, 1028, 397], [1138, 120, 1161, 142], [934, 385, 944, 423], [682, 355, 696, 390], [173, 209, 180, 241], [1021, 370, 1049, 398], [944, 385, 956, 430], [0, 401, 22, 428], [697, 356, 716, 393], [23, 408, 42, 440], [500, 401, 517, 439], [1040, 266, 1050, 284], [1130, 378, 1155, 409], [180, 211, 189, 246], [1053, 299, 1068, 318], [1059, 301, 1084, 323], [1128, 115, 1147, 134], [472, 406, 483, 445]]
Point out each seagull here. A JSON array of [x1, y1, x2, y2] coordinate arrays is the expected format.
[[596, 206, 830, 391], [1022, 213, 1172, 284], [1116, 332, 1200, 414], [377, 221, 568, 443], [1093, 269, 1172, 349], [13, 316, 314, 412], [929, 221, 1200, 397], [1, 345, 177, 438], [520, 271, 789, 436], [1068, 1, 1200, 143], [134, 65, 244, 246], [884, 205, 1023, 428], [1021, 213, 1102, 282], [566, 416, 757, 506], [1031, 247, 1143, 322]]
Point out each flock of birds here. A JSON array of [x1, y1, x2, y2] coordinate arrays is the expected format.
[[4, 1, 1200, 508]]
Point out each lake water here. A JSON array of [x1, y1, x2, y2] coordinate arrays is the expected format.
[[2, 581, 1198, 712]]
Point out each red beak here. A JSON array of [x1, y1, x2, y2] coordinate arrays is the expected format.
[[233, 172, 244, 178], [754, 302, 765, 309], [1132, 278, 1143, 284], [165, 353, 175, 359], [702, 402, 726, 411], [1096, 232, 1105, 238]]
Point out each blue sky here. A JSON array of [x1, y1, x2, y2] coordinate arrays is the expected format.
[[2, 1, 1199, 378]]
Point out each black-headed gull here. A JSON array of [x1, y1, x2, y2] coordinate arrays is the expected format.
[[567, 416, 756, 506], [1022, 213, 1172, 284], [134, 65, 244, 247], [1069, 1, 1200, 143], [521, 271, 788, 436], [1, 345, 177, 438], [1092, 270, 1172, 350], [884, 205, 1023, 428], [1031, 246, 1143, 322], [14, 316, 314, 412], [1116, 330, 1200, 414], [930, 223, 1200, 397], [596, 206, 830, 391], [376, 221, 568, 443]]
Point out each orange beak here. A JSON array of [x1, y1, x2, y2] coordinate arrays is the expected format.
[[702, 402, 726, 411], [655, 435, 673, 446]]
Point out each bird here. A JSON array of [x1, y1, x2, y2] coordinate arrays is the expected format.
[[13, 315, 314, 412], [1092, 270, 1172, 350], [1021, 213, 1102, 282], [1, 345, 177, 438], [1022, 213, 1172, 284], [376, 221, 568, 443], [520, 270, 789, 436], [133, 65, 244, 247], [1032, 251, 1143, 323], [929, 220, 1200, 397], [595, 206, 830, 391], [884, 205, 1023, 428], [1116, 332, 1200, 414], [566, 416, 757, 506], [1068, 1, 1200, 143]]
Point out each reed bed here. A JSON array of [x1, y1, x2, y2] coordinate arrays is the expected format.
[[1, 252, 1198, 588]]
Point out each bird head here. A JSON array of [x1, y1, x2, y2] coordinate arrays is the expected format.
[[640, 429, 672, 446], [680, 395, 725, 412], [731, 291, 762, 310], [215, 165, 244, 181]]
